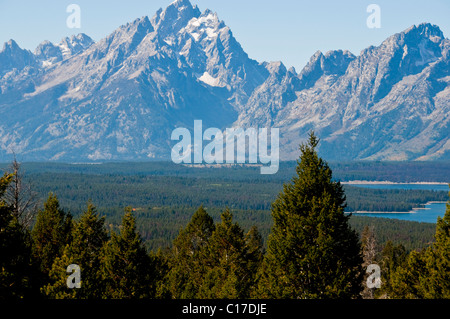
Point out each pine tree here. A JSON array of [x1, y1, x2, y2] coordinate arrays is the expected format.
[[390, 188, 450, 299], [153, 248, 171, 299], [43, 202, 107, 298], [421, 189, 450, 298], [390, 249, 429, 298], [379, 241, 407, 298], [165, 205, 215, 298], [32, 193, 73, 279], [100, 208, 156, 298], [257, 132, 363, 298], [0, 173, 40, 299], [245, 225, 264, 296], [198, 209, 253, 299]]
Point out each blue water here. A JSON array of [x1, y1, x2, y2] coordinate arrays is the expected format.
[[347, 183, 449, 223], [348, 183, 449, 192]]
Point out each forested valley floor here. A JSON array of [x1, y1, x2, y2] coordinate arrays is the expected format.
[[1, 152, 449, 299], [2, 160, 447, 251]]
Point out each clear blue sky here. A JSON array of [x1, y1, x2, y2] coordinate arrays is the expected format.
[[1, 0, 450, 71]]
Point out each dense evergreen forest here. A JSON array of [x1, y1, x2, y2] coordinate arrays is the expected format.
[[11, 171, 448, 214], [3, 159, 448, 182], [0, 159, 446, 251], [1, 135, 449, 299]]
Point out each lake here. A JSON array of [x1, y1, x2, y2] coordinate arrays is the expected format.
[[346, 182, 449, 223]]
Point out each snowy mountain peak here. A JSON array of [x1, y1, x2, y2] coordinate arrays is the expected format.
[[151, 0, 201, 37], [264, 61, 287, 74], [170, 0, 193, 6], [2, 39, 21, 53], [182, 8, 224, 43], [362, 22, 446, 93], [404, 23, 444, 40], [122, 15, 153, 31], [111, 16, 154, 45], [0, 8, 449, 162], [58, 33, 94, 59], [64, 33, 94, 46], [34, 40, 62, 65], [321, 50, 356, 74], [0, 39, 36, 74], [33, 33, 94, 66], [296, 49, 355, 90]]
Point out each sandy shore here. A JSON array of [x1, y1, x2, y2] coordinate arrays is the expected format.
[[342, 181, 449, 185], [349, 201, 447, 214], [350, 211, 414, 214]]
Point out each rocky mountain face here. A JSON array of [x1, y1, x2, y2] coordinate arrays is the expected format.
[[237, 23, 450, 161], [34, 33, 95, 65], [0, 0, 449, 162]]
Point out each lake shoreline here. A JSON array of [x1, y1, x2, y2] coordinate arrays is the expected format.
[[348, 201, 447, 214], [342, 181, 449, 186], [343, 182, 447, 223]]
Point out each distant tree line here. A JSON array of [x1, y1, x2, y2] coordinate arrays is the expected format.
[[349, 216, 435, 252], [1, 133, 450, 299], [3, 157, 448, 183], [328, 161, 450, 183], [344, 187, 448, 212], [19, 169, 448, 214], [9, 161, 447, 251]]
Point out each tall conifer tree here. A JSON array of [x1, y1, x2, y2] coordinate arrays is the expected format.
[[165, 205, 215, 298], [390, 188, 450, 298], [420, 188, 450, 298], [43, 202, 107, 298], [257, 132, 363, 298], [32, 193, 72, 279], [101, 208, 156, 298], [379, 241, 407, 298], [198, 209, 253, 299], [245, 225, 264, 296]]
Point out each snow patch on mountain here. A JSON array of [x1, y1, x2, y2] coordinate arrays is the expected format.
[[198, 71, 223, 87], [0, 1, 448, 162]]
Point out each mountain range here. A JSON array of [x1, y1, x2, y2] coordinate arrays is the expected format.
[[0, 0, 449, 162]]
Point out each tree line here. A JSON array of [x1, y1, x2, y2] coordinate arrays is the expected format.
[[1, 133, 449, 299], [18, 168, 448, 214], [10, 162, 447, 251]]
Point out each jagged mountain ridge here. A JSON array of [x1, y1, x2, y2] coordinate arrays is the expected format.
[[238, 23, 450, 161], [0, 0, 449, 162]]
